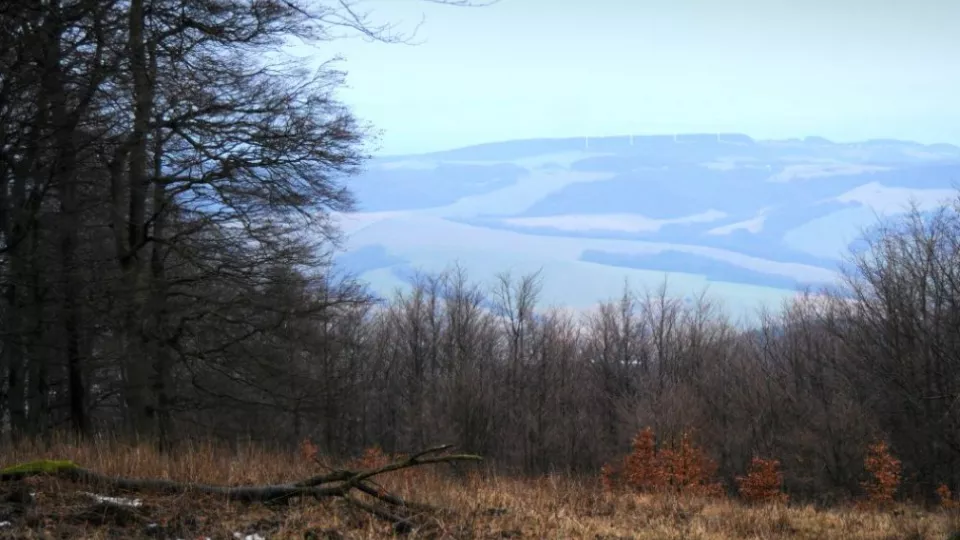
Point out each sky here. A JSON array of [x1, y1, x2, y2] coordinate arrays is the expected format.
[[292, 0, 960, 155]]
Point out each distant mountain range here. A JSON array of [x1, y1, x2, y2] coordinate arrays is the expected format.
[[333, 134, 960, 318]]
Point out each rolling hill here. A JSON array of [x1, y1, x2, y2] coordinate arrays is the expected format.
[[333, 134, 960, 319]]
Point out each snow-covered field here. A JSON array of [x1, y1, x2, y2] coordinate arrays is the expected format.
[[334, 135, 960, 320]]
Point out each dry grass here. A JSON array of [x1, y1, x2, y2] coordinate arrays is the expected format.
[[0, 438, 958, 539]]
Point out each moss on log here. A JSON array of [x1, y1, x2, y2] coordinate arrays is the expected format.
[[0, 459, 79, 477]]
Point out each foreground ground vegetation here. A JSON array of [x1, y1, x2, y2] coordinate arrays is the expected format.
[[1, 438, 959, 539]]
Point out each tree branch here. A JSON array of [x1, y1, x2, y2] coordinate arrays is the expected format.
[[1, 448, 482, 529]]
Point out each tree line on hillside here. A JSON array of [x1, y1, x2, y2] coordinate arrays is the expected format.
[[2, 0, 959, 507]]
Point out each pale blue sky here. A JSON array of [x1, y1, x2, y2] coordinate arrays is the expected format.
[[297, 0, 960, 155]]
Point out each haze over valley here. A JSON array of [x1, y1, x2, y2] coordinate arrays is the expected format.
[[335, 133, 960, 317]]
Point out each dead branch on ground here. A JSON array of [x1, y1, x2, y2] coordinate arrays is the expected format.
[[0, 445, 482, 532]]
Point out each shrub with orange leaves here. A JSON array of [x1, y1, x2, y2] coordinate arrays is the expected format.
[[861, 439, 901, 507], [736, 456, 788, 504], [602, 427, 723, 497], [624, 427, 669, 491], [656, 431, 724, 497], [936, 483, 959, 510]]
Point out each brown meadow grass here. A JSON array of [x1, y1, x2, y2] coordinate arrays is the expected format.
[[0, 436, 958, 539]]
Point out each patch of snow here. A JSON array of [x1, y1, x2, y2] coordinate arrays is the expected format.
[[834, 182, 956, 213], [424, 170, 617, 218], [502, 211, 726, 233], [708, 210, 769, 235], [233, 533, 266, 540], [767, 163, 889, 182], [79, 491, 142, 508], [0, 521, 11, 528], [702, 156, 762, 170]]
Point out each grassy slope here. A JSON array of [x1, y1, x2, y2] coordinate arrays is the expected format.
[[0, 438, 957, 539]]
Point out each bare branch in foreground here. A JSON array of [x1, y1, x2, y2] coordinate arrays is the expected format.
[[0, 447, 482, 531]]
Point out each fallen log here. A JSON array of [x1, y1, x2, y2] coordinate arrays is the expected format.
[[0, 445, 482, 532]]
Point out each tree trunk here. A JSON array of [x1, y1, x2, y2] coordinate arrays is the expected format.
[[3, 118, 38, 439], [148, 120, 172, 450], [114, 0, 156, 438], [42, 0, 89, 436]]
